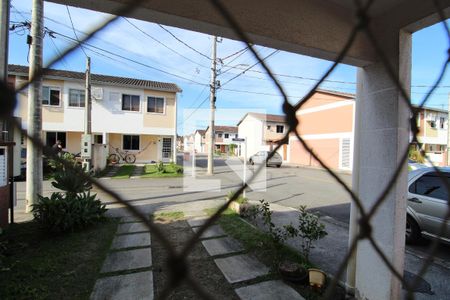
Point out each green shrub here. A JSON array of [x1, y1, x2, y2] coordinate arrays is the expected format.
[[168, 162, 183, 174], [156, 161, 165, 173], [51, 164, 92, 196], [32, 192, 107, 233], [409, 149, 425, 163], [227, 191, 248, 204]]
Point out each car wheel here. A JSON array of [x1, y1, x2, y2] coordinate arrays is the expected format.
[[276, 164, 281, 168], [406, 215, 421, 244]]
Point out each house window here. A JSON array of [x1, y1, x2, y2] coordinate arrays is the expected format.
[[46, 131, 66, 148], [430, 121, 436, 128], [147, 96, 165, 113], [123, 135, 139, 150], [440, 117, 445, 129], [267, 125, 271, 130], [276, 125, 284, 133], [218, 133, 222, 138], [68, 89, 85, 107], [122, 94, 140, 112], [225, 133, 229, 138], [42, 86, 61, 106], [94, 134, 103, 144]]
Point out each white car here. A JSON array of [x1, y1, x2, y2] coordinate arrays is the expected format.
[[249, 151, 282, 168], [406, 167, 450, 244]]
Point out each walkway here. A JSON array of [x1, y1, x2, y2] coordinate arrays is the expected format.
[[90, 216, 153, 300], [187, 216, 305, 300]]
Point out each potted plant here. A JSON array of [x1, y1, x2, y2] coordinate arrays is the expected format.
[[278, 261, 308, 284], [308, 268, 326, 289]]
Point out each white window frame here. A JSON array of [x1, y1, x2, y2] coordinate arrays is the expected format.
[[224, 133, 229, 138], [42, 86, 61, 107], [68, 88, 85, 108], [45, 131, 67, 149], [276, 125, 284, 133], [147, 96, 166, 114], [121, 94, 141, 112], [122, 134, 140, 151]]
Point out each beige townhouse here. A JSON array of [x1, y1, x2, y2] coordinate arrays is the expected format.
[[9, 65, 181, 163]]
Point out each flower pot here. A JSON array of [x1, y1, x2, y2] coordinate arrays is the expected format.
[[308, 268, 326, 288], [278, 261, 308, 284]]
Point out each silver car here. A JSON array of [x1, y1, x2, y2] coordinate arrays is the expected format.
[[407, 167, 450, 244], [249, 151, 282, 168]]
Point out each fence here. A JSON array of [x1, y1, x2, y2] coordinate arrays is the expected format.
[[1, 0, 449, 299]]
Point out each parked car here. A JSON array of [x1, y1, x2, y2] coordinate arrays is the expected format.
[[249, 151, 282, 168], [406, 167, 450, 244]]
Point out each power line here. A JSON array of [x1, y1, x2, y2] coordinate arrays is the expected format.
[[158, 24, 211, 61], [220, 50, 279, 87], [48, 36, 71, 69], [53, 31, 209, 86], [65, 5, 87, 57], [220, 46, 248, 61], [123, 17, 210, 69]]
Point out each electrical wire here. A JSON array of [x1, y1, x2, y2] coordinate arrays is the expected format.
[[158, 24, 211, 61], [66, 5, 88, 57], [54, 31, 209, 86], [123, 17, 210, 69]]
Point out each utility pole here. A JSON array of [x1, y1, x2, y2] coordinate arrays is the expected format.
[[0, 0, 10, 80], [25, 0, 44, 213], [207, 36, 217, 175], [447, 93, 450, 166], [82, 56, 92, 172]]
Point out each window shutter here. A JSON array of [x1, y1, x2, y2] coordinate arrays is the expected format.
[[341, 138, 351, 169]]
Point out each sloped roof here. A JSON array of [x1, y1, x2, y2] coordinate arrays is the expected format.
[[205, 125, 238, 133], [8, 64, 182, 93], [237, 112, 286, 126], [315, 88, 355, 99], [195, 129, 206, 135]]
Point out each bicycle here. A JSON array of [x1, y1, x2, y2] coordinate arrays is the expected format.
[[108, 147, 136, 164]]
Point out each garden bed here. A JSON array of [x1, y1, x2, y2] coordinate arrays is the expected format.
[[151, 212, 239, 299], [206, 208, 346, 300], [0, 219, 119, 299]]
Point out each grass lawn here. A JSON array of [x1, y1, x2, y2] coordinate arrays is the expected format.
[[0, 219, 118, 300], [140, 164, 183, 178], [112, 164, 136, 179]]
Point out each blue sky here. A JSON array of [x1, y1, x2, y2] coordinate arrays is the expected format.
[[8, 1, 450, 135]]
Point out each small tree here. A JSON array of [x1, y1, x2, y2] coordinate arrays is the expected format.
[[297, 206, 327, 259]]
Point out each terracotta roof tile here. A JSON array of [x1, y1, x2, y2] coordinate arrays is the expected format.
[[8, 64, 182, 93]]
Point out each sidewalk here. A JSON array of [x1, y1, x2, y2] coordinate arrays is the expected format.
[[266, 202, 450, 300]]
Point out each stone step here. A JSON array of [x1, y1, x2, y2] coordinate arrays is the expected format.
[[214, 254, 270, 284], [101, 248, 152, 273], [201, 237, 244, 256], [90, 271, 154, 300], [235, 280, 305, 300], [192, 224, 226, 239], [111, 232, 151, 250]]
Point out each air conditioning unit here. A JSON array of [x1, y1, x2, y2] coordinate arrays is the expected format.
[[92, 87, 103, 100]]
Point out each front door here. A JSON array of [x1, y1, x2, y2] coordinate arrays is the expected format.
[[162, 137, 172, 162]]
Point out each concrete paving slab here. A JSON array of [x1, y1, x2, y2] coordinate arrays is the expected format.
[[201, 237, 244, 256], [120, 216, 147, 223], [117, 222, 150, 234], [90, 271, 153, 300], [187, 217, 209, 227], [101, 248, 152, 273], [111, 233, 151, 250], [192, 225, 226, 239], [235, 280, 304, 300], [214, 254, 270, 283]]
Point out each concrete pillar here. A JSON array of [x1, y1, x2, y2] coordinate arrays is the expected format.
[[352, 29, 411, 300]]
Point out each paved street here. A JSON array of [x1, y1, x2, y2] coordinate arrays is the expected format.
[[11, 154, 450, 298]]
